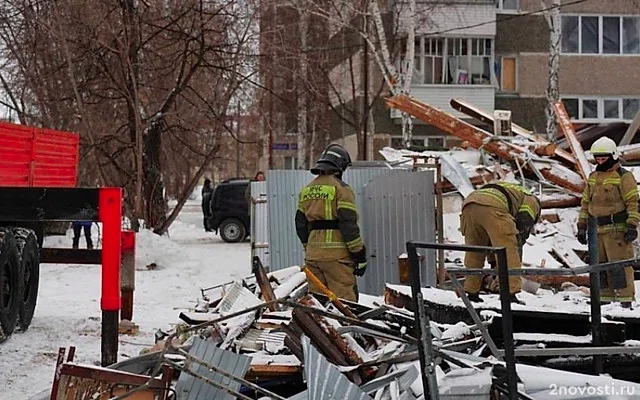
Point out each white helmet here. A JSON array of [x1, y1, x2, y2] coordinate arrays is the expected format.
[[590, 136, 619, 160]]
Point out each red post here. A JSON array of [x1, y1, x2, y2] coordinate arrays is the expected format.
[[99, 187, 122, 366]]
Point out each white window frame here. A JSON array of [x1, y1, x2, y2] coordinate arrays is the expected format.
[[561, 15, 640, 56], [496, 0, 519, 14], [561, 96, 640, 122], [409, 36, 496, 86], [283, 156, 298, 170]]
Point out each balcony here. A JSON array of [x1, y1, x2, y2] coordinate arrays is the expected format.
[[390, 85, 495, 120]]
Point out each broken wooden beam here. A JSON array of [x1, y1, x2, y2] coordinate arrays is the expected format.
[[451, 98, 577, 165], [385, 95, 585, 193], [554, 101, 591, 182], [540, 195, 581, 209], [298, 296, 366, 366], [253, 256, 279, 312], [245, 364, 303, 381]]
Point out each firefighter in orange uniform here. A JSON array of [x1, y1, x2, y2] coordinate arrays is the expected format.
[[295, 144, 366, 302], [577, 136, 639, 308], [460, 182, 541, 304]]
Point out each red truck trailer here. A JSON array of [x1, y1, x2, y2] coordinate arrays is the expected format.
[[0, 121, 122, 365]]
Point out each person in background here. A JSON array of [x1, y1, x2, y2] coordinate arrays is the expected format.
[[245, 171, 266, 204], [577, 136, 639, 308], [202, 178, 214, 232], [72, 221, 93, 249]]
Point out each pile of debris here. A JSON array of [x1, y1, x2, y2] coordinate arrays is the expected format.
[[48, 258, 640, 399], [381, 96, 640, 275]]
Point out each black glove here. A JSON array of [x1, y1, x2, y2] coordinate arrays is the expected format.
[[350, 247, 367, 277], [515, 212, 534, 243], [625, 224, 638, 243], [577, 227, 587, 245]]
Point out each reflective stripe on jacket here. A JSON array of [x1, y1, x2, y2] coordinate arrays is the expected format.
[[578, 163, 640, 233], [295, 174, 364, 262]]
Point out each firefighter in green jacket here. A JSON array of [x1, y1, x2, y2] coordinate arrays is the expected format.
[[577, 136, 639, 308], [460, 181, 541, 303], [295, 144, 366, 302]]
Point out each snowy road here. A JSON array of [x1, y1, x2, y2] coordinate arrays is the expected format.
[[0, 203, 250, 399]]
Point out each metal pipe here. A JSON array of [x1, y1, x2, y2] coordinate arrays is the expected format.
[[407, 242, 440, 399], [449, 272, 502, 359], [588, 216, 603, 374], [496, 247, 518, 400], [498, 346, 640, 357], [435, 161, 446, 288]]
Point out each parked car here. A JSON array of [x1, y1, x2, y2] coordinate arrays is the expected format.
[[207, 178, 250, 243]]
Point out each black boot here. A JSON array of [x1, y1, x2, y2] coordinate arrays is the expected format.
[[466, 292, 484, 303], [506, 294, 526, 305]]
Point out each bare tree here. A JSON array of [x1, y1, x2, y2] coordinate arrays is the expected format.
[[0, 0, 257, 233], [542, 0, 561, 142]]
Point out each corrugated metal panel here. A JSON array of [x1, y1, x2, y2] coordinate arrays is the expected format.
[[302, 335, 372, 400], [0, 121, 79, 187], [362, 171, 437, 294], [266, 169, 436, 296], [390, 85, 495, 120], [266, 170, 315, 271], [250, 181, 269, 269], [174, 336, 251, 400]]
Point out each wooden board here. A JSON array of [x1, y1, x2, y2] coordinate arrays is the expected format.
[[554, 101, 591, 182]]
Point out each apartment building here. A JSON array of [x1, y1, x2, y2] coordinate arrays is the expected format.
[[379, 0, 640, 147], [497, 0, 640, 133]]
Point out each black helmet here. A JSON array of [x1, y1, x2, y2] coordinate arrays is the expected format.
[[310, 144, 352, 175]]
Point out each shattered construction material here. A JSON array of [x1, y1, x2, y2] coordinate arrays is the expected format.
[[384, 94, 586, 192]]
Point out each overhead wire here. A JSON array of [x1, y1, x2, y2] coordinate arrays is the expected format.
[[290, 0, 591, 54]]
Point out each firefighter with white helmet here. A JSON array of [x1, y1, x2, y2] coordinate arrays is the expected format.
[[294, 144, 366, 301], [577, 136, 639, 308]]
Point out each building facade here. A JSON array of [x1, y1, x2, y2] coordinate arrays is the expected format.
[[497, 0, 640, 132]]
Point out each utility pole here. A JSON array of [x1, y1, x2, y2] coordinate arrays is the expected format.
[[363, 3, 369, 161], [236, 103, 241, 177]]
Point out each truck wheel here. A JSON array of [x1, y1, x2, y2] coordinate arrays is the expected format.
[[219, 219, 246, 243], [0, 229, 24, 342], [12, 228, 39, 331]]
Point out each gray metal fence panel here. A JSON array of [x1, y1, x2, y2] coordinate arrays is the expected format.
[[266, 169, 436, 295], [250, 181, 269, 269], [174, 336, 251, 400], [362, 171, 436, 294], [266, 170, 314, 271], [302, 335, 372, 400]]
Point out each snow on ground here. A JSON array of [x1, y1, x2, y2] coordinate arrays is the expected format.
[[0, 201, 250, 399]]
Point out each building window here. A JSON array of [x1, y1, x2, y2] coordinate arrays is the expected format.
[[624, 99, 640, 119], [496, 56, 517, 92], [391, 137, 404, 149], [427, 137, 445, 149], [283, 156, 298, 170], [562, 15, 640, 55], [496, 0, 519, 13], [408, 37, 495, 86], [562, 96, 640, 121]]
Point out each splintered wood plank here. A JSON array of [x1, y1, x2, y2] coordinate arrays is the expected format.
[[451, 98, 576, 165], [553, 101, 591, 182], [385, 95, 585, 193]]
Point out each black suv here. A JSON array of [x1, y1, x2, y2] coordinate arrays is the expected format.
[[207, 178, 250, 243]]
